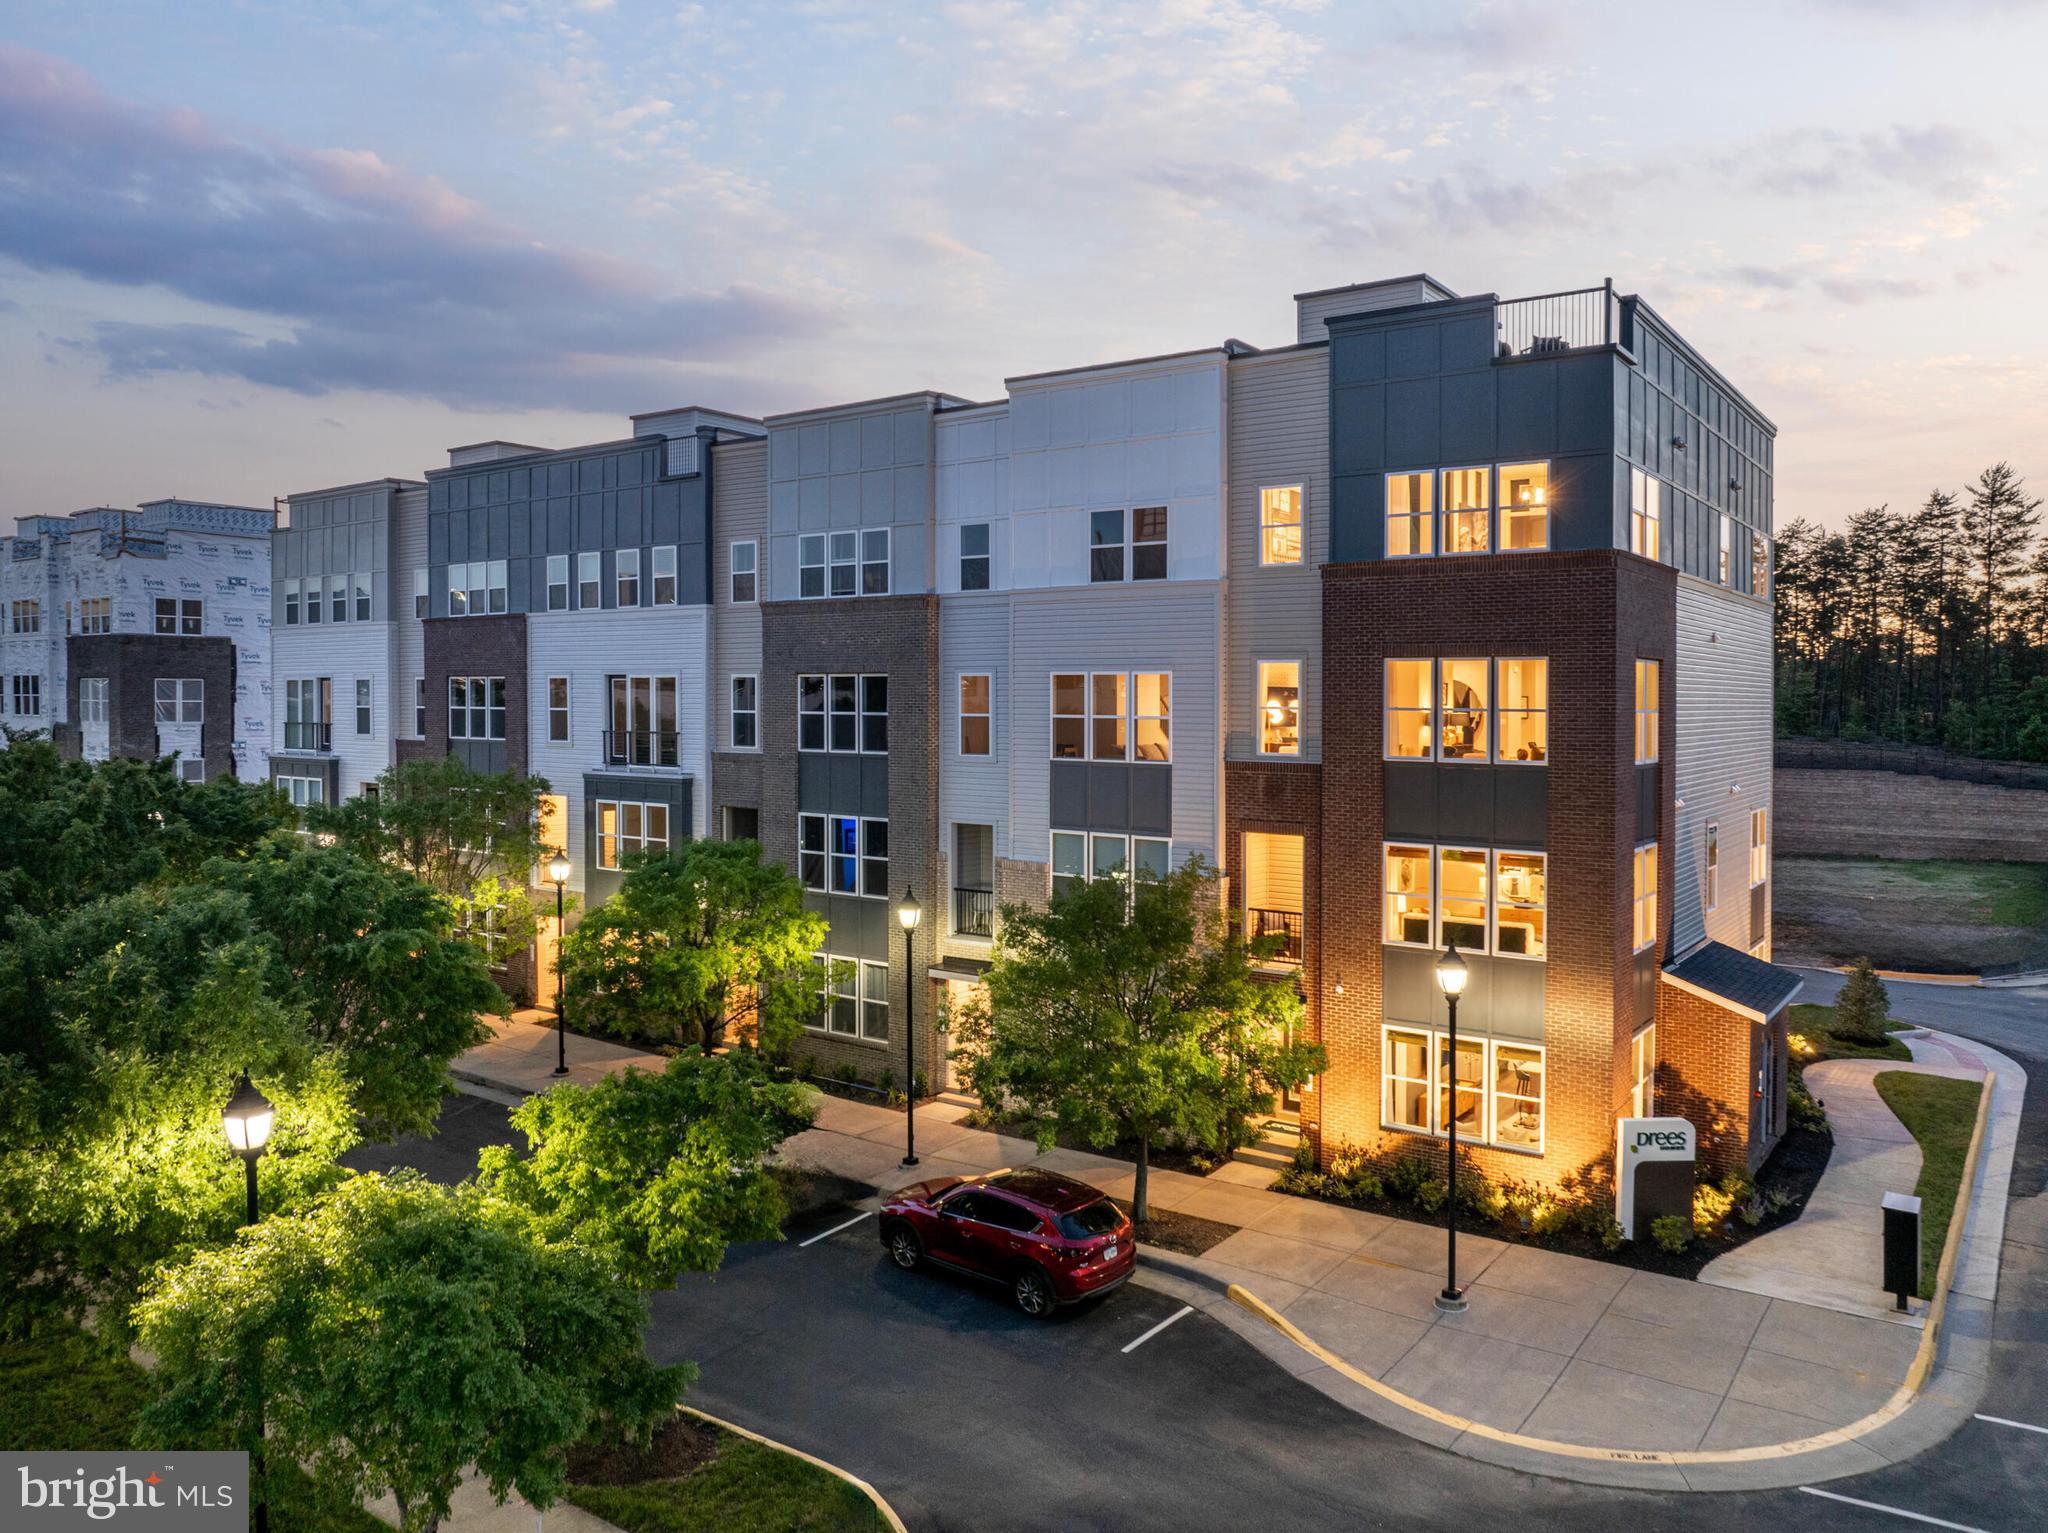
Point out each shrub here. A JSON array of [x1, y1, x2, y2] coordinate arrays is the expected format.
[[1693, 1180, 1736, 1237], [1596, 1214, 1625, 1251], [1456, 1168, 1497, 1219], [913, 1070, 928, 1100], [1834, 958, 1892, 1045], [1411, 1176, 1448, 1214], [878, 1068, 895, 1097], [1292, 1137, 1319, 1174], [1383, 1154, 1433, 1204], [1650, 1214, 1692, 1254], [1789, 1075, 1828, 1133]]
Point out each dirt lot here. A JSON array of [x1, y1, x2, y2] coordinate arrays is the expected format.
[[1774, 856, 2048, 973]]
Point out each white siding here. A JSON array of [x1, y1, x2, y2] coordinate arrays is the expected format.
[[272, 624, 395, 799], [710, 439, 766, 752], [935, 405, 1013, 595], [1225, 348, 1327, 762], [1672, 580, 1774, 956], [392, 488, 428, 747], [1295, 277, 1452, 343], [938, 592, 1012, 949]]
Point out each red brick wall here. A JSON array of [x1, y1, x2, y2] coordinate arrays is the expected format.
[[1315, 550, 1677, 1202], [1654, 981, 1783, 1179], [1223, 759, 1323, 1144]]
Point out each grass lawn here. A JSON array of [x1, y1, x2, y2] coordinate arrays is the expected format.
[[1775, 857, 2048, 973], [564, 1422, 884, 1533], [1873, 1071, 1984, 1299], [0, 1324, 386, 1533], [1895, 859, 2048, 928], [1788, 1001, 1912, 1062]]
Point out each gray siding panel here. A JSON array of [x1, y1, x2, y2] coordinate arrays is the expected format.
[[1672, 580, 1773, 957], [711, 439, 767, 753]]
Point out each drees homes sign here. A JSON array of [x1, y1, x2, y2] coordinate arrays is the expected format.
[[1616, 1115, 1697, 1242], [5, 1453, 247, 1532]]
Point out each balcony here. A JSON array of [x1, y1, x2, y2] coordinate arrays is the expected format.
[[1248, 907, 1303, 966], [602, 730, 680, 768], [954, 886, 994, 938], [1495, 281, 1625, 360], [281, 721, 332, 752]]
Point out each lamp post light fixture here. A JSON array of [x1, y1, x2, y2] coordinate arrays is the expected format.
[[547, 852, 572, 1077], [1432, 944, 1470, 1314], [221, 1075, 275, 1533], [897, 887, 922, 1169]]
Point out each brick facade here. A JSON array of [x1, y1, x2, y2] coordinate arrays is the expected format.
[[420, 614, 528, 776], [1656, 980, 1789, 1180], [62, 633, 240, 781]]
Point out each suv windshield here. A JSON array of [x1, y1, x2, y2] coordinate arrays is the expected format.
[[1055, 1200, 1123, 1240]]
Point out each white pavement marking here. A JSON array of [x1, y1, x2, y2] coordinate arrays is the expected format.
[[1797, 1487, 1990, 1532], [1121, 1305, 1194, 1354], [1974, 1412, 2048, 1436], [798, 1209, 875, 1248]]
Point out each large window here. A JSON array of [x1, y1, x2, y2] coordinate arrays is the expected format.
[[1050, 831, 1170, 900], [606, 675, 679, 766], [1384, 658, 1547, 763], [546, 556, 569, 612], [154, 678, 202, 724], [578, 552, 601, 609], [1386, 472, 1434, 557], [798, 674, 886, 754], [156, 598, 203, 636], [78, 677, 108, 725], [1630, 1023, 1657, 1118], [10, 600, 39, 634], [652, 545, 678, 605], [1705, 823, 1720, 911], [1258, 660, 1301, 756], [1498, 463, 1549, 551], [1442, 467, 1491, 554], [730, 540, 756, 604], [285, 677, 331, 750], [10, 674, 42, 717], [1630, 468, 1661, 561], [449, 676, 507, 741], [1089, 507, 1168, 582], [1382, 1027, 1545, 1152], [1633, 842, 1658, 952], [798, 535, 826, 599], [960, 523, 991, 590], [1050, 672, 1169, 762], [1260, 486, 1304, 566], [959, 674, 991, 756], [731, 675, 758, 750], [279, 775, 325, 809], [797, 814, 888, 897], [807, 954, 890, 1042], [1384, 844, 1546, 958], [615, 548, 641, 608], [1634, 660, 1659, 764], [596, 801, 669, 869], [547, 676, 569, 743], [1750, 807, 1769, 887], [447, 562, 507, 616], [78, 597, 111, 635], [1385, 463, 1550, 558]]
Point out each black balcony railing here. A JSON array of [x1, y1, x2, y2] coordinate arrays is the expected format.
[[603, 729, 680, 767], [1495, 281, 1623, 360], [282, 721, 332, 752], [954, 886, 994, 938], [1248, 907, 1304, 965]]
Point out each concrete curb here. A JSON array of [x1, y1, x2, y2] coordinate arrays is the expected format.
[[680, 1406, 908, 1533], [1204, 1069, 2004, 1492]]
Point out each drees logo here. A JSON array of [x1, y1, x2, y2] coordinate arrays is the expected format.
[[5, 1453, 246, 1532]]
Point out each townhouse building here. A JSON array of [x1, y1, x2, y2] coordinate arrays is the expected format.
[[3, 500, 273, 781], [258, 268, 1791, 1196]]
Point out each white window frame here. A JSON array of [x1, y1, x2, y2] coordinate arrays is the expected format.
[[416, 567, 431, 619], [1440, 465, 1493, 555], [1048, 670, 1170, 763], [547, 676, 570, 744], [1378, 1026, 1545, 1155], [615, 548, 641, 608], [78, 677, 108, 725], [861, 527, 891, 595], [545, 555, 569, 612], [730, 674, 758, 751], [730, 540, 757, 604], [1630, 467, 1661, 562], [1750, 807, 1769, 888], [330, 574, 349, 622], [1635, 659, 1660, 765], [595, 799, 671, 870], [1258, 485, 1305, 567], [798, 673, 886, 755], [798, 814, 826, 890], [179, 759, 206, 785], [958, 673, 992, 757], [1385, 470, 1435, 559], [153, 678, 203, 725], [1088, 508, 1126, 583], [449, 676, 507, 741], [577, 551, 601, 609], [79, 597, 111, 635], [798, 534, 826, 599], [1131, 506, 1169, 581], [860, 959, 890, 1042], [1492, 850, 1546, 961], [1719, 513, 1735, 585], [1497, 461, 1550, 551], [652, 545, 678, 606], [828, 531, 859, 597], [1633, 841, 1659, 953], [1436, 844, 1490, 953], [354, 575, 371, 622], [1630, 1023, 1657, 1118], [413, 677, 426, 739], [1383, 657, 1548, 765], [283, 579, 301, 626], [354, 678, 371, 736], [10, 599, 39, 634], [304, 577, 324, 624], [1049, 830, 1171, 900], [1383, 842, 1435, 948], [1705, 822, 1720, 911], [278, 774, 325, 809], [156, 597, 203, 636], [959, 523, 991, 590], [1256, 658, 1303, 758]]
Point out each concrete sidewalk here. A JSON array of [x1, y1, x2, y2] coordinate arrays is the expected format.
[[452, 1009, 659, 1098]]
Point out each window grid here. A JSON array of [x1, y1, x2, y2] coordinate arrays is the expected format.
[[1383, 658, 1547, 764], [449, 676, 507, 740], [730, 540, 757, 604], [545, 556, 569, 611], [153, 678, 203, 724], [578, 552, 601, 609], [1257, 660, 1301, 757], [155, 598, 203, 636], [1385, 462, 1551, 559], [1630, 468, 1662, 561], [796, 814, 889, 899], [1381, 1026, 1545, 1154], [595, 800, 670, 870], [1051, 671, 1170, 763], [652, 545, 678, 605], [731, 675, 758, 750], [78, 677, 108, 725], [1750, 808, 1769, 887], [547, 676, 569, 744], [1633, 842, 1659, 952], [959, 673, 991, 756], [1259, 486, 1304, 566], [615, 548, 641, 608], [1635, 660, 1660, 764], [1382, 843, 1546, 960], [797, 674, 887, 754]]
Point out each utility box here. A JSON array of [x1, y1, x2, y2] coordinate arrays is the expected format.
[[1882, 1191, 1922, 1311]]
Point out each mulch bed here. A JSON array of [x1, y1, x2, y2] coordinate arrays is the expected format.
[[567, 1415, 722, 1486], [1133, 1209, 1239, 1257]]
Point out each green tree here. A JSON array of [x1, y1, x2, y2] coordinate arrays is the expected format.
[[205, 841, 500, 1139], [557, 839, 828, 1054], [478, 1053, 814, 1289], [954, 859, 1320, 1220], [1835, 957, 1893, 1045], [135, 1173, 686, 1533], [0, 884, 357, 1337]]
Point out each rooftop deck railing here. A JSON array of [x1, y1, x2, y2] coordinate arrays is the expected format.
[[1495, 280, 1624, 359]]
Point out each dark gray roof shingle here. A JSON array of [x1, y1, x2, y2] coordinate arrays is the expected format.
[[1665, 941, 1804, 1018]]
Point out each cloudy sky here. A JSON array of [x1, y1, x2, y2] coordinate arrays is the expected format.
[[2, 0, 2043, 528]]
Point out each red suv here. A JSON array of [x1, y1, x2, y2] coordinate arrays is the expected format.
[[879, 1168, 1135, 1317]]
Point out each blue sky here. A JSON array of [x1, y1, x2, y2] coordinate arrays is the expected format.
[[2, 0, 2043, 526]]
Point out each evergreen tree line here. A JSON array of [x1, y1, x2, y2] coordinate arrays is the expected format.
[[1774, 462, 2048, 759]]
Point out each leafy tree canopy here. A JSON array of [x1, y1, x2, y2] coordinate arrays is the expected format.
[[313, 756, 551, 905], [136, 1172, 686, 1533], [955, 859, 1319, 1219], [558, 839, 828, 1055], [478, 1052, 815, 1289]]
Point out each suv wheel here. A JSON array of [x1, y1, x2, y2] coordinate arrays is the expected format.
[[886, 1224, 922, 1271], [1013, 1265, 1056, 1318]]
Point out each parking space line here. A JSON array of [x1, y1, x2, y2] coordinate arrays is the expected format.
[[798, 1209, 875, 1248], [1797, 1487, 1989, 1532], [1121, 1305, 1194, 1355], [1975, 1412, 2048, 1435]]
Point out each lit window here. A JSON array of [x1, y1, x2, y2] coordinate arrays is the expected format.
[[1134, 673, 1170, 762], [1704, 823, 1720, 911], [1092, 673, 1127, 761], [1750, 808, 1769, 887], [1635, 660, 1659, 764], [1383, 1029, 1545, 1150], [1633, 842, 1658, 952], [1385, 659, 1434, 759], [1630, 1024, 1656, 1118], [1258, 660, 1301, 756], [730, 540, 756, 604], [548, 676, 569, 743], [798, 535, 825, 598], [1492, 1045, 1544, 1149], [1438, 848, 1488, 950], [862, 528, 891, 594], [1498, 657, 1547, 763], [731, 675, 757, 749], [1089, 510, 1125, 583], [1630, 468, 1661, 561], [1442, 467, 1491, 554], [596, 800, 669, 870], [355, 678, 371, 735], [1498, 462, 1548, 550], [616, 548, 641, 607], [545, 557, 568, 612], [578, 552, 601, 609], [960, 523, 991, 590], [829, 531, 858, 597], [1052, 674, 1085, 760], [1384, 1029, 1431, 1131], [1494, 852, 1546, 958], [1439, 658, 1489, 760], [652, 545, 677, 605], [1132, 507, 1168, 580], [1440, 1036, 1484, 1140], [1384, 844, 1433, 946], [959, 674, 991, 756], [1720, 514, 1734, 584], [1386, 473, 1434, 557], [1260, 486, 1304, 566]]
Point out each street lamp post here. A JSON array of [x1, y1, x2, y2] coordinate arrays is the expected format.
[[221, 1076, 275, 1533], [1433, 944, 1470, 1314], [547, 853, 571, 1077], [898, 887, 922, 1169]]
